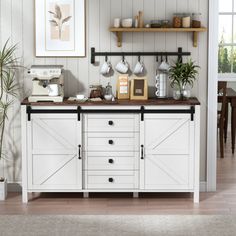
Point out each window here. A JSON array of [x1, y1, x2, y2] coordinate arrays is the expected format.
[[218, 0, 236, 74]]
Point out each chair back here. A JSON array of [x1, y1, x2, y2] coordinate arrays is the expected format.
[[218, 81, 227, 122]]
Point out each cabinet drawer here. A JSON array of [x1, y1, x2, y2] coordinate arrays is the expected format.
[[86, 153, 139, 170], [84, 114, 139, 132], [85, 171, 139, 189], [84, 133, 139, 152]]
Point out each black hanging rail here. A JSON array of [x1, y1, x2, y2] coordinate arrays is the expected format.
[[91, 47, 191, 64], [26, 105, 195, 122]]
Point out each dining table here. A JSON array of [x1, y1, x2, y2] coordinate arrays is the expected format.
[[224, 88, 236, 154]]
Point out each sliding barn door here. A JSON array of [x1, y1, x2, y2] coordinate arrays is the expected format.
[[144, 114, 194, 190], [27, 114, 82, 190]]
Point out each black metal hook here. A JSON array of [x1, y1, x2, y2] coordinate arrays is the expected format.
[[105, 54, 108, 62], [156, 55, 159, 62], [122, 54, 125, 62], [138, 55, 141, 62]]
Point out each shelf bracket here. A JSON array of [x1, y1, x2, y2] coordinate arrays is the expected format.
[[116, 32, 122, 47], [193, 32, 198, 47]]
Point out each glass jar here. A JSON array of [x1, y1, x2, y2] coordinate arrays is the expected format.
[[89, 85, 103, 99], [192, 13, 202, 28], [161, 20, 170, 28], [150, 20, 161, 28], [104, 82, 113, 101], [173, 13, 182, 28], [182, 14, 191, 28], [173, 84, 191, 100]]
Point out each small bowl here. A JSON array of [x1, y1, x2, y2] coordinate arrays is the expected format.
[[122, 18, 133, 28]]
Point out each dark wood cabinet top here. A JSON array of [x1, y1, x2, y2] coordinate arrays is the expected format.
[[21, 97, 200, 106]]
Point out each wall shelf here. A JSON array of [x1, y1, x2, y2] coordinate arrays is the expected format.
[[109, 27, 207, 48]]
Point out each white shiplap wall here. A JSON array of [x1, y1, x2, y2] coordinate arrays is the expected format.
[[0, 0, 208, 182]]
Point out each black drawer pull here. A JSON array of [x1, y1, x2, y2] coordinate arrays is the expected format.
[[108, 120, 114, 126], [108, 159, 114, 164], [108, 178, 114, 183], [141, 145, 144, 160], [108, 140, 114, 145], [78, 145, 82, 159]]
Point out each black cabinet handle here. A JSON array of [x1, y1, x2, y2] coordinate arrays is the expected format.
[[108, 120, 114, 126], [141, 145, 144, 160], [109, 140, 114, 145], [108, 178, 114, 183], [108, 159, 114, 164], [78, 145, 82, 159]]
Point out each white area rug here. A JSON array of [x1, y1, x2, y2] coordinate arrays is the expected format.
[[0, 215, 235, 236]]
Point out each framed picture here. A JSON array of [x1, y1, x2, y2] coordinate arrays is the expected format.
[[35, 0, 85, 57], [130, 77, 148, 100]]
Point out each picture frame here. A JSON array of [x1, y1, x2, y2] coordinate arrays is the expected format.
[[35, 0, 85, 57], [130, 77, 148, 100]]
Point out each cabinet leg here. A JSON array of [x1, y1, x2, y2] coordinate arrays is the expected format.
[[83, 192, 89, 198], [22, 190, 28, 203], [193, 191, 199, 203], [133, 192, 139, 198]]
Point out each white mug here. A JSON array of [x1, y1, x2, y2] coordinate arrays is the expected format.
[[115, 60, 129, 74], [48, 84, 59, 96], [114, 18, 121, 28], [133, 61, 144, 75], [159, 60, 170, 71], [100, 61, 112, 75]]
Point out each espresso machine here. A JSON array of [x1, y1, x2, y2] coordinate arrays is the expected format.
[[28, 65, 64, 102]]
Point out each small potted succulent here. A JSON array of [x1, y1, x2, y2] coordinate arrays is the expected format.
[[169, 59, 199, 100], [0, 40, 20, 200]]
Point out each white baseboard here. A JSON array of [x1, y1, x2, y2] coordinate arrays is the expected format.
[[8, 181, 209, 193]]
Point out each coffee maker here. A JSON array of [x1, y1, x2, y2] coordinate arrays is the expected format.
[[28, 65, 64, 102]]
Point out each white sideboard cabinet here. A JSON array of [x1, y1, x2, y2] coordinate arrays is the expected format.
[[21, 99, 200, 203]]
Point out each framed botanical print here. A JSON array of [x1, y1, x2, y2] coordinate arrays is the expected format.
[[35, 0, 85, 57], [130, 77, 148, 100]]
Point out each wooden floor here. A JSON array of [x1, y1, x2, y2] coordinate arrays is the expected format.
[[1, 133, 235, 215]]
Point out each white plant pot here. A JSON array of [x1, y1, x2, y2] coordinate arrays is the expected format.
[[0, 178, 7, 201]]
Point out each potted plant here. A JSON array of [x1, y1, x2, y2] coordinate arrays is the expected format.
[[0, 40, 20, 200], [169, 59, 200, 100]]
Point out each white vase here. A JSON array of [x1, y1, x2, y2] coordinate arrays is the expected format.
[[0, 178, 7, 200]]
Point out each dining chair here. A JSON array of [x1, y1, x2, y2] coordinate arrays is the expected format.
[[218, 81, 227, 158]]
